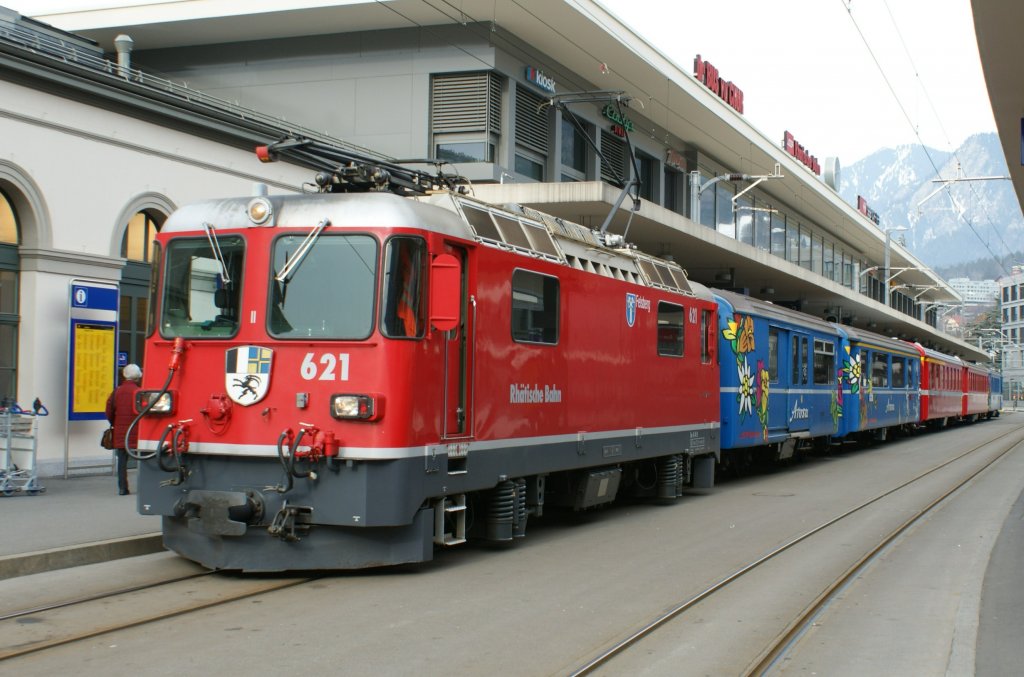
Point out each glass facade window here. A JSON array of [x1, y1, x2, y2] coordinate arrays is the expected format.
[[716, 181, 734, 237], [771, 212, 786, 259], [786, 222, 799, 263], [823, 241, 834, 281], [637, 152, 656, 202], [799, 228, 812, 269], [755, 206, 770, 251], [664, 169, 684, 216], [736, 195, 753, 245], [514, 153, 545, 181], [560, 117, 589, 181], [811, 235, 822, 275], [699, 173, 715, 227], [436, 141, 494, 163]]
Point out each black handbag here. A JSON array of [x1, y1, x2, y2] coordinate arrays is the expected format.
[[101, 427, 115, 450]]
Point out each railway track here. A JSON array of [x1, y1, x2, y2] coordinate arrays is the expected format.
[[0, 567, 314, 661], [567, 423, 1024, 675], [2, 421, 1020, 673]]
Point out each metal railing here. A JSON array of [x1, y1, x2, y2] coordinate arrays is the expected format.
[[0, 15, 393, 163]]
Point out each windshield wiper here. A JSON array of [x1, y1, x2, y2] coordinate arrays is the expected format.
[[203, 221, 232, 286], [275, 218, 331, 284]]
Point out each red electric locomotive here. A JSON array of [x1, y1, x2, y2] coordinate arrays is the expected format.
[[131, 142, 720, 571]]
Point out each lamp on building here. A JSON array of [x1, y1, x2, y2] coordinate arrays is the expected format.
[[884, 226, 909, 305]]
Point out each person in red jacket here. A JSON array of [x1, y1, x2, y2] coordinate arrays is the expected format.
[[106, 363, 141, 495]]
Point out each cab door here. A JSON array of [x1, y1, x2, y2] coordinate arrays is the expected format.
[[443, 245, 474, 439]]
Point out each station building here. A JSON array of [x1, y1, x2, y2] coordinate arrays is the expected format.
[[2, 1, 983, 475]]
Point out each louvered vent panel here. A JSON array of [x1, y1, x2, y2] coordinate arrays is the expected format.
[[600, 130, 626, 183], [432, 73, 494, 133], [515, 85, 550, 154], [488, 74, 502, 133]]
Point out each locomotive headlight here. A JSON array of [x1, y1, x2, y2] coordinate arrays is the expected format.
[[247, 197, 273, 225], [136, 390, 175, 415], [330, 394, 382, 421]]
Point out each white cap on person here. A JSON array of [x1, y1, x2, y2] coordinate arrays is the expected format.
[[123, 364, 142, 381]]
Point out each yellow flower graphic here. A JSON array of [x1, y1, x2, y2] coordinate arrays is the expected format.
[[738, 315, 756, 353]]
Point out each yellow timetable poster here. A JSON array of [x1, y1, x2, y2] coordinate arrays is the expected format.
[[72, 324, 116, 414]]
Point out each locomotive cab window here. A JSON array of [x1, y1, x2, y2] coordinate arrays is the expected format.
[[511, 270, 559, 344], [381, 237, 426, 338], [269, 233, 377, 339], [657, 302, 684, 357], [160, 235, 244, 338]]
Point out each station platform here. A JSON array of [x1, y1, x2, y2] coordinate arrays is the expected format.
[[0, 469, 162, 579]]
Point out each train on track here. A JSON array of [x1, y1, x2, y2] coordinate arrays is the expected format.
[[130, 139, 1001, 571]]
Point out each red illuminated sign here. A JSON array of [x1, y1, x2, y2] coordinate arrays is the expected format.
[[693, 54, 744, 114], [783, 131, 820, 176], [857, 196, 880, 225]]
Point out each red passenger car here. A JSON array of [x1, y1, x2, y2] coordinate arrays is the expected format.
[[913, 343, 963, 427], [963, 362, 990, 420]]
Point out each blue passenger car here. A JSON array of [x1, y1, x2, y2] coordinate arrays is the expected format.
[[987, 368, 1003, 417], [838, 328, 920, 440], [714, 290, 843, 461]]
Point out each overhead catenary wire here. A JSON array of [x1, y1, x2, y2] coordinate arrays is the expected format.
[[880, 0, 1015, 266], [842, 0, 1011, 276]]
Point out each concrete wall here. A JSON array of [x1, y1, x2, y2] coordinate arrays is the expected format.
[[134, 26, 495, 160]]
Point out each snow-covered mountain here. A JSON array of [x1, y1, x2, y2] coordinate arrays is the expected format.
[[838, 133, 1023, 267]]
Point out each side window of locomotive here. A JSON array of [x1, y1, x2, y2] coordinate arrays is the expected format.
[[871, 352, 889, 387], [813, 338, 835, 385], [892, 358, 906, 388], [147, 240, 162, 337], [656, 302, 684, 357], [767, 327, 779, 382], [701, 310, 712, 364], [269, 234, 377, 339], [161, 235, 244, 338], [511, 270, 559, 344], [381, 237, 426, 339]]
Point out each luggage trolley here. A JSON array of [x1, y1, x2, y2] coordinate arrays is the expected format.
[[0, 399, 48, 496]]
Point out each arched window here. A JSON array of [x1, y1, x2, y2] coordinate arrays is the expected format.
[[122, 210, 159, 262], [119, 210, 164, 369], [0, 188, 20, 400]]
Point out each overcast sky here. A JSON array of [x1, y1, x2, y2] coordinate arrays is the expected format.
[[20, 0, 995, 166], [598, 0, 995, 164]]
